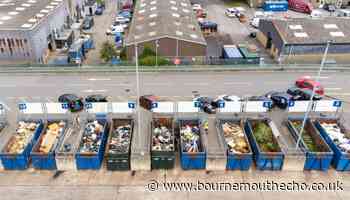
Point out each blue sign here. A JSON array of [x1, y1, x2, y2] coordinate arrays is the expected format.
[[128, 102, 135, 109], [194, 101, 201, 108], [218, 101, 225, 108], [333, 100, 342, 108], [61, 103, 69, 109], [18, 103, 27, 110], [263, 101, 272, 108], [152, 102, 158, 109], [85, 103, 92, 109], [288, 101, 295, 107]]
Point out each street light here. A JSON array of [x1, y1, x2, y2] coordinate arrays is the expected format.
[[135, 43, 141, 150], [295, 40, 332, 149]]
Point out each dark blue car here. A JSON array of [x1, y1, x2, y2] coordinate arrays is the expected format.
[[95, 6, 104, 15]]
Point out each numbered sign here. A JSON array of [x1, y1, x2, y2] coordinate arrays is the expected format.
[[314, 100, 342, 112], [18, 102, 44, 114], [178, 101, 199, 113], [244, 101, 271, 113], [152, 102, 174, 113], [45, 103, 69, 114], [86, 103, 108, 113], [288, 101, 311, 113], [218, 101, 242, 113], [112, 102, 136, 113]]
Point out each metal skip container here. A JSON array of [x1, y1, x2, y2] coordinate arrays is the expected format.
[[151, 117, 175, 169], [106, 118, 134, 171], [313, 118, 350, 171], [217, 119, 253, 170], [179, 119, 206, 170], [31, 103, 71, 170], [286, 117, 333, 171], [245, 118, 284, 170], [0, 103, 45, 170]]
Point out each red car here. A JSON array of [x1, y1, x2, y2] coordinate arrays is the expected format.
[[295, 76, 324, 95]]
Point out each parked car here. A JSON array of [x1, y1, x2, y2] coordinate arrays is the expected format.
[[192, 4, 202, 11], [118, 11, 132, 18], [287, 87, 323, 101], [265, 91, 292, 109], [194, 96, 216, 114], [250, 17, 260, 28], [115, 16, 130, 23], [288, 0, 313, 14], [58, 94, 84, 112], [225, 8, 239, 17], [82, 16, 94, 30], [106, 25, 124, 35], [85, 94, 108, 102], [295, 76, 324, 95], [324, 3, 336, 12], [95, 6, 104, 15]]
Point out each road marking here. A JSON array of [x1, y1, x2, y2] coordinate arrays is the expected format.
[[223, 82, 252, 85], [325, 88, 342, 91], [87, 78, 111, 81], [327, 93, 350, 96], [82, 89, 108, 93], [184, 82, 209, 86]]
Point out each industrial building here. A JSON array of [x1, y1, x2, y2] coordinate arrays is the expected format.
[[257, 18, 350, 64], [125, 0, 207, 60], [0, 0, 73, 64]]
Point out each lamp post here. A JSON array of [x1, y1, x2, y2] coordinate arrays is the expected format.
[[135, 43, 141, 150], [295, 40, 332, 150]]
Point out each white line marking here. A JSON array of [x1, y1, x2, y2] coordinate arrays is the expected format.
[[223, 82, 252, 85], [87, 78, 111, 81], [184, 83, 209, 86], [325, 88, 342, 91], [82, 89, 107, 93]]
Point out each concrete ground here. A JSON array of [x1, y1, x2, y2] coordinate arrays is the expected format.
[[198, 0, 334, 63], [84, 0, 117, 65]]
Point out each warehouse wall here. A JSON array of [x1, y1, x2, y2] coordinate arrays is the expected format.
[[283, 53, 350, 64], [258, 20, 284, 53], [126, 37, 206, 60], [0, 31, 33, 63], [29, 1, 70, 63]]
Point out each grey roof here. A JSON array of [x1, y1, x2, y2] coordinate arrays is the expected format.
[[125, 0, 206, 46], [0, 0, 65, 30], [267, 18, 350, 44]]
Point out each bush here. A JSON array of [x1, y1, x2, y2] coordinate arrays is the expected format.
[[139, 45, 156, 59], [139, 56, 170, 66], [100, 41, 118, 62]]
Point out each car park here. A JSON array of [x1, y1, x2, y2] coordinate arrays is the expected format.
[[58, 94, 84, 112], [295, 76, 324, 95], [82, 16, 94, 30]]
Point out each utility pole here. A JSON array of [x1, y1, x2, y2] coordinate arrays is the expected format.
[[295, 40, 331, 149]]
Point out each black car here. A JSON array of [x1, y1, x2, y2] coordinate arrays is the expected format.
[[82, 16, 94, 30], [58, 94, 84, 112], [265, 91, 292, 109], [85, 94, 108, 102], [287, 87, 322, 101], [194, 96, 216, 114], [323, 4, 336, 12]]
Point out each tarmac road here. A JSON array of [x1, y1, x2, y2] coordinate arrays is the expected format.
[[0, 71, 350, 200]]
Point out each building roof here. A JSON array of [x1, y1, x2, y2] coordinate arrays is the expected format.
[[0, 0, 65, 30], [125, 0, 206, 46], [267, 18, 350, 45]]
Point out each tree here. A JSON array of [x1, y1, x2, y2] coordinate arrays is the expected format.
[[100, 41, 118, 63]]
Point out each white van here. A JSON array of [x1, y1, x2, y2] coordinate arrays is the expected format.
[[336, 9, 350, 17]]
